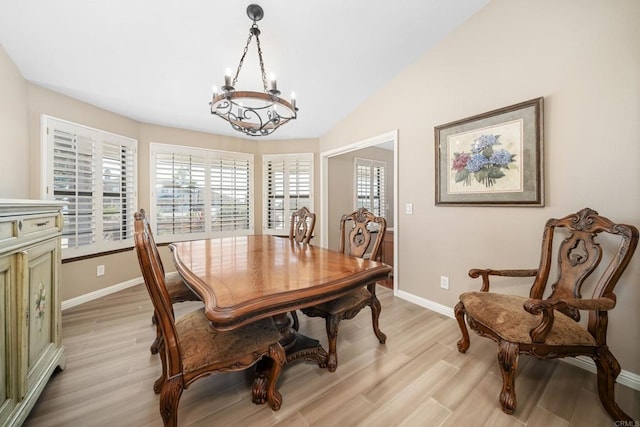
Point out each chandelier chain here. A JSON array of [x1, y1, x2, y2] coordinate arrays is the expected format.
[[232, 23, 269, 93], [254, 32, 269, 93], [232, 30, 253, 87]]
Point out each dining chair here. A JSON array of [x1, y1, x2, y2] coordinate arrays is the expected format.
[[455, 208, 638, 421], [288, 206, 316, 330], [138, 209, 201, 355], [133, 211, 285, 426], [289, 206, 316, 243], [300, 207, 387, 372]]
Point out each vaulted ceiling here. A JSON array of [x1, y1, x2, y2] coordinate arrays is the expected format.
[[0, 1, 489, 139]]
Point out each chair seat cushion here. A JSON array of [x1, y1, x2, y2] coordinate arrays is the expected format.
[[459, 292, 595, 346], [176, 308, 281, 374], [305, 287, 372, 316], [165, 274, 200, 303]]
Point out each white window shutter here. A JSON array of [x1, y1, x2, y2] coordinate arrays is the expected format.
[[355, 158, 386, 218], [263, 153, 313, 234], [151, 144, 254, 242], [45, 116, 138, 258]]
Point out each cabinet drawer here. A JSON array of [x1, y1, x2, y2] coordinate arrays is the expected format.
[[0, 221, 16, 243], [21, 215, 59, 237]]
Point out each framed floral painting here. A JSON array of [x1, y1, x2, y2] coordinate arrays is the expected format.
[[435, 97, 544, 206]]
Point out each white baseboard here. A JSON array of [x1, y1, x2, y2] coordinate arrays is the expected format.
[[395, 290, 640, 391], [397, 289, 455, 318], [61, 277, 143, 311]]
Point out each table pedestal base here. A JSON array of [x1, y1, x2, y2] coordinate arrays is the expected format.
[[251, 313, 328, 404]]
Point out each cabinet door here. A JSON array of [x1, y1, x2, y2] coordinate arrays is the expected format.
[[18, 239, 61, 393], [0, 255, 18, 421]]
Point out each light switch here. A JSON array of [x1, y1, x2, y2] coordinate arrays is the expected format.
[[405, 203, 413, 215]]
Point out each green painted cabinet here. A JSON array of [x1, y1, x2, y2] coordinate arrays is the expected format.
[[0, 200, 65, 426]]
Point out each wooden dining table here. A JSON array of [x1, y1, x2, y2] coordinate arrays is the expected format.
[[169, 234, 392, 401]]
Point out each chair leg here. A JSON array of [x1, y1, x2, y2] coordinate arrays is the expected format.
[[266, 343, 285, 411], [454, 301, 470, 353], [497, 340, 519, 414], [594, 349, 632, 422], [369, 296, 387, 344], [154, 343, 168, 394], [150, 311, 161, 354], [159, 375, 184, 427], [325, 315, 341, 372]]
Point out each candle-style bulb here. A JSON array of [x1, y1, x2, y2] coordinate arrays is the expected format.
[[270, 73, 277, 91], [291, 92, 297, 109], [225, 68, 232, 87]]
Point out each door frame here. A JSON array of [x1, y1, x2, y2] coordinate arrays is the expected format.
[[319, 130, 398, 295]]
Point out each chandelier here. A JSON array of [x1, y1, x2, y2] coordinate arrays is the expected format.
[[210, 4, 298, 137]]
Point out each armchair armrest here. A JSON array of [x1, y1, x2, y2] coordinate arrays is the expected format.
[[468, 268, 538, 292], [523, 297, 616, 343]]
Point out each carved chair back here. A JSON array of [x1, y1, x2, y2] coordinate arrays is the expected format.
[[530, 208, 638, 332], [289, 206, 316, 243], [134, 212, 183, 376], [139, 208, 167, 277], [339, 207, 386, 260]]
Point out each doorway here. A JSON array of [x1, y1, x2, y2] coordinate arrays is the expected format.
[[320, 130, 398, 294]]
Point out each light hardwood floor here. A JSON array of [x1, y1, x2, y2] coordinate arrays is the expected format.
[[25, 284, 639, 426]]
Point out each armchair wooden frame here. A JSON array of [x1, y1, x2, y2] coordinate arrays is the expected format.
[[455, 208, 638, 421], [134, 212, 286, 426], [301, 207, 388, 372]]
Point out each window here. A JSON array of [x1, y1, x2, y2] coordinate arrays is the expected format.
[[42, 116, 137, 259], [263, 153, 313, 234], [355, 158, 386, 218], [150, 144, 253, 243]]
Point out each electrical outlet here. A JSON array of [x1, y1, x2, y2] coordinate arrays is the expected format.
[[97, 265, 105, 276], [440, 276, 449, 290]]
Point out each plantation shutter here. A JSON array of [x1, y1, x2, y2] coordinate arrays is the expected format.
[[52, 128, 96, 250], [150, 144, 254, 242], [46, 116, 137, 258], [101, 138, 136, 244], [263, 153, 313, 233], [210, 154, 251, 232], [355, 158, 386, 218], [154, 151, 207, 238]]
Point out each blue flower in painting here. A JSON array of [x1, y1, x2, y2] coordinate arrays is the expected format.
[[451, 133, 516, 187], [465, 153, 490, 173], [471, 134, 500, 154], [489, 149, 513, 166]]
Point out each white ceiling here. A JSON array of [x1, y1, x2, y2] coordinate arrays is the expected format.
[[0, 1, 489, 140]]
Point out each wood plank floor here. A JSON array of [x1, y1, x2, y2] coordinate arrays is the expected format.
[[25, 284, 639, 426]]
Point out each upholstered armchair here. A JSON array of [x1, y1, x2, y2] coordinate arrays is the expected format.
[[455, 208, 638, 421]]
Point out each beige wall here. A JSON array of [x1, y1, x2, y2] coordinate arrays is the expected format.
[[320, 0, 640, 372], [0, 45, 29, 198]]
